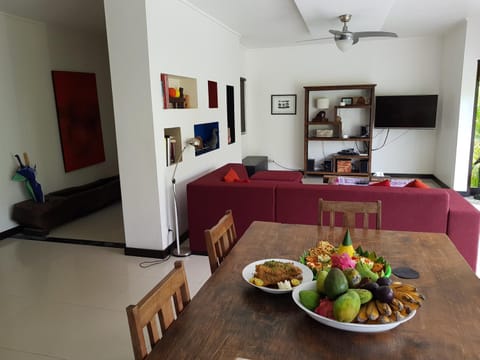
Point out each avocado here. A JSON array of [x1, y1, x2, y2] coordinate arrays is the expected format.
[[324, 267, 349, 300]]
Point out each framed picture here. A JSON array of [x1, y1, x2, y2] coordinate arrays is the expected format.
[[271, 94, 297, 115], [341, 97, 353, 105]]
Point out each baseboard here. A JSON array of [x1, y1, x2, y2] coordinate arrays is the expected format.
[[124, 231, 190, 259], [0, 226, 22, 240], [124, 247, 171, 259], [12, 233, 125, 249]]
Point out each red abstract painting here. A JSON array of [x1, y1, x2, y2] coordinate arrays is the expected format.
[[52, 71, 105, 172]]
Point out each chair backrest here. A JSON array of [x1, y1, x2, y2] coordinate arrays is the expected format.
[[318, 198, 382, 230], [204, 209, 238, 274], [126, 261, 191, 360]]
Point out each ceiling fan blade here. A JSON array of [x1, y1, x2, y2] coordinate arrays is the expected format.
[[296, 36, 331, 43], [353, 31, 398, 39], [329, 29, 342, 36]]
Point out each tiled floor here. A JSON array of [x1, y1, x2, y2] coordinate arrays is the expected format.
[[0, 237, 210, 359]]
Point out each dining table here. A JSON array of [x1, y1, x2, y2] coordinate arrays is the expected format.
[[149, 221, 480, 359]]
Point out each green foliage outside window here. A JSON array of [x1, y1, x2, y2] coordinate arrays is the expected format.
[[471, 92, 480, 188]]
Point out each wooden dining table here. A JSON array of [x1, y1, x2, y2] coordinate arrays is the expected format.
[[149, 221, 480, 359]]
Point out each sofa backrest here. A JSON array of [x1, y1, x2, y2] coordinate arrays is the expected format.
[[190, 163, 249, 184], [275, 183, 449, 233]]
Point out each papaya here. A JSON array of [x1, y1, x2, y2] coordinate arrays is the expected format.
[[333, 290, 361, 322], [324, 267, 348, 300]]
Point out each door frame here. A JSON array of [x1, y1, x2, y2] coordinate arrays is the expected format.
[[468, 60, 480, 195]]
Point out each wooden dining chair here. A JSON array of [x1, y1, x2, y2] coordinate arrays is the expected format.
[[126, 261, 191, 360], [204, 209, 238, 274], [318, 198, 382, 230]]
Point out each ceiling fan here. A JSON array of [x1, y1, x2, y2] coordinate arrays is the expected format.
[[300, 14, 398, 52]]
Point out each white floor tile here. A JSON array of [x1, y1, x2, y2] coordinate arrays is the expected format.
[[0, 238, 210, 359]]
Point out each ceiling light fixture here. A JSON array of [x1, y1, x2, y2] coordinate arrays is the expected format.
[[334, 33, 354, 52]]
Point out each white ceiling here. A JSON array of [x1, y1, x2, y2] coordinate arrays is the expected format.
[[0, 0, 479, 47]]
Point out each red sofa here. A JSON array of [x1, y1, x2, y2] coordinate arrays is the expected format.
[[187, 163, 480, 273]]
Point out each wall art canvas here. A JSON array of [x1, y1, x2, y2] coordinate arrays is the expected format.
[[52, 71, 105, 172]]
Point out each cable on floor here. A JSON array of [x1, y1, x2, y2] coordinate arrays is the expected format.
[[139, 256, 171, 268]]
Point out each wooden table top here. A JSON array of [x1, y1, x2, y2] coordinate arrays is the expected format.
[[149, 222, 480, 359]]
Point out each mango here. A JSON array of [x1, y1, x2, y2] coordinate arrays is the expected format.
[[333, 290, 361, 322]]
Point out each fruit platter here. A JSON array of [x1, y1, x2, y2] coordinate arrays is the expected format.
[[300, 229, 391, 279], [293, 230, 425, 332], [242, 259, 313, 294]]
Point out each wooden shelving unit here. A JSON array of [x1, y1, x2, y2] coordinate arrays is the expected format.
[[304, 84, 376, 178]]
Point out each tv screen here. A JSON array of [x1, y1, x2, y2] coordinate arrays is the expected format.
[[374, 95, 438, 128]]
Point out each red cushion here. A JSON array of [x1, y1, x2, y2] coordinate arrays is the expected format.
[[405, 179, 429, 189], [223, 168, 240, 183], [369, 179, 391, 187]]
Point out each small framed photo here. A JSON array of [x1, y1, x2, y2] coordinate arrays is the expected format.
[[271, 94, 297, 115], [341, 97, 353, 105]]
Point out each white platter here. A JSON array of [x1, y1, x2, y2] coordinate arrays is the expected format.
[[242, 259, 313, 294], [292, 281, 416, 333]]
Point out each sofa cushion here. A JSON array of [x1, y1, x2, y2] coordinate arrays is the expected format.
[[405, 179, 429, 188], [251, 170, 303, 183], [224, 168, 241, 183], [191, 163, 249, 185], [369, 179, 391, 187]]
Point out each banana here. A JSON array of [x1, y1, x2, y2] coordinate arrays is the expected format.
[[395, 310, 407, 321], [390, 297, 404, 312], [366, 300, 380, 321], [394, 290, 421, 305], [406, 291, 426, 302], [390, 281, 404, 288], [394, 283, 418, 292], [403, 301, 420, 312], [375, 300, 392, 316], [378, 314, 393, 324], [356, 304, 369, 323]]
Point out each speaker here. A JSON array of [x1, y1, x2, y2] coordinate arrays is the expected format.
[[307, 159, 315, 171], [359, 159, 368, 173], [324, 160, 332, 172]]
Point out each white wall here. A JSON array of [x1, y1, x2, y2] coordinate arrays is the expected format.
[[243, 37, 442, 174], [0, 12, 118, 232], [436, 21, 466, 188], [105, 0, 243, 250], [453, 16, 480, 191]]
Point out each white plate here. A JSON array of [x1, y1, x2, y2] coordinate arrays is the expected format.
[[292, 281, 416, 333], [242, 259, 313, 294]]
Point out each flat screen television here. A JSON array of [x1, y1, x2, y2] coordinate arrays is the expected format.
[[374, 95, 438, 128]]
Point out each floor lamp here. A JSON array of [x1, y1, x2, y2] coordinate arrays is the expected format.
[[171, 137, 200, 257]]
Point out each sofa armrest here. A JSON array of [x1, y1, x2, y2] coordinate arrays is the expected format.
[[446, 189, 480, 272]]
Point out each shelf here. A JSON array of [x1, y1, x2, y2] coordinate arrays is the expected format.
[[303, 83, 376, 180], [304, 171, 370, 176], [307, 137, 370, 142], [309, 120, 336, 125], [334, 104, 371, 109], [334, 155, 369, 160], [161, 73, 198, 109]]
